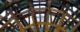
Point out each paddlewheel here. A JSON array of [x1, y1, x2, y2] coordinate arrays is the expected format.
[[0, 0, 80, 32]]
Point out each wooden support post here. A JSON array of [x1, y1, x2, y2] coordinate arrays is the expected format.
[[44, 0, 51, 32], [28, 0, 38, 32]]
